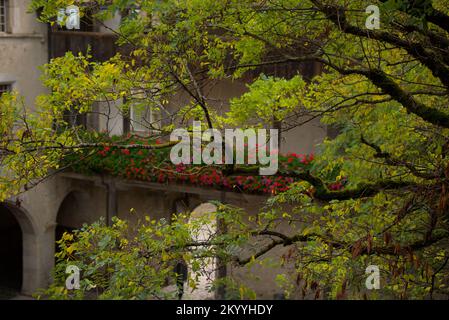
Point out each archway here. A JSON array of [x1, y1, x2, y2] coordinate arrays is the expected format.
[[55, 191, 91, 246], [0, 204, 22, 298], [55, 192, 78, 245], [165, 199, 218, 300], [183, 202, 218, 300], [172, 198, 189, 299], [0, 202, 37, 297]]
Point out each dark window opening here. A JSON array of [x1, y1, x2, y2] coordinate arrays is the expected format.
[[0, 0, 8, 33], [63, 109, 87, 128], [0, 83, 12, 97]]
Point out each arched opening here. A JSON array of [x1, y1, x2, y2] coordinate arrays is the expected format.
[[172, 198, 189, 299], [183, 202, 218, 300], [55, 192, 80, 246], [0, 204, 22, 298], [55, 191, 91, 249], [163, 199, 218, 300]]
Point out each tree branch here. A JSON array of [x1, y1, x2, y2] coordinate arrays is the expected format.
[[313, 1, 449, 89], [226, 166, 420, 200]]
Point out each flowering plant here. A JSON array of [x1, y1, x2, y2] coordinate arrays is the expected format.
[[63, 134, 343, 195]]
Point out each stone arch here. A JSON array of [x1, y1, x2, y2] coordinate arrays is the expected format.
[[170, 197, 190, 299], [182, 202, 218, 300], [55, 190, 90, 244], [172, 196, 189, 217], [0, 201, 39, 296], [167, 197, 219, 300]]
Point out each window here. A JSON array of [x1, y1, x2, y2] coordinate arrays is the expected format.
[[63, 110, 87, 128], [130, 104, 152, 132], [0, 83, 12, 97], [0, 0, 7, 33], [125, 89, 161, 134]]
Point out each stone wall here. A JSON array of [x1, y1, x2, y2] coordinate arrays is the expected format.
[[3, 172, 299, 299]]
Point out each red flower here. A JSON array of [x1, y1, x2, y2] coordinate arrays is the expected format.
[[329, 182, 343, 190], [176, 164, 186, 173]]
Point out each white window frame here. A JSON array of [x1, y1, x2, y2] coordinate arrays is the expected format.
[[130, 103, 153, 133], [128, 88, 162, 134]]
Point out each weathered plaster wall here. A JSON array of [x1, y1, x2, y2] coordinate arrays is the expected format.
[[0, 0, 48, 110]]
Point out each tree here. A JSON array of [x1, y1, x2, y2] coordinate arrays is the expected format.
[[3, 0, 448, 299]]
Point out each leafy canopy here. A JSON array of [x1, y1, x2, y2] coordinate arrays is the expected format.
[[6, 0, 448, 299]]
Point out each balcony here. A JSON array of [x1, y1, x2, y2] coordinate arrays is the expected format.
[[49, 30, 121, 61]]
